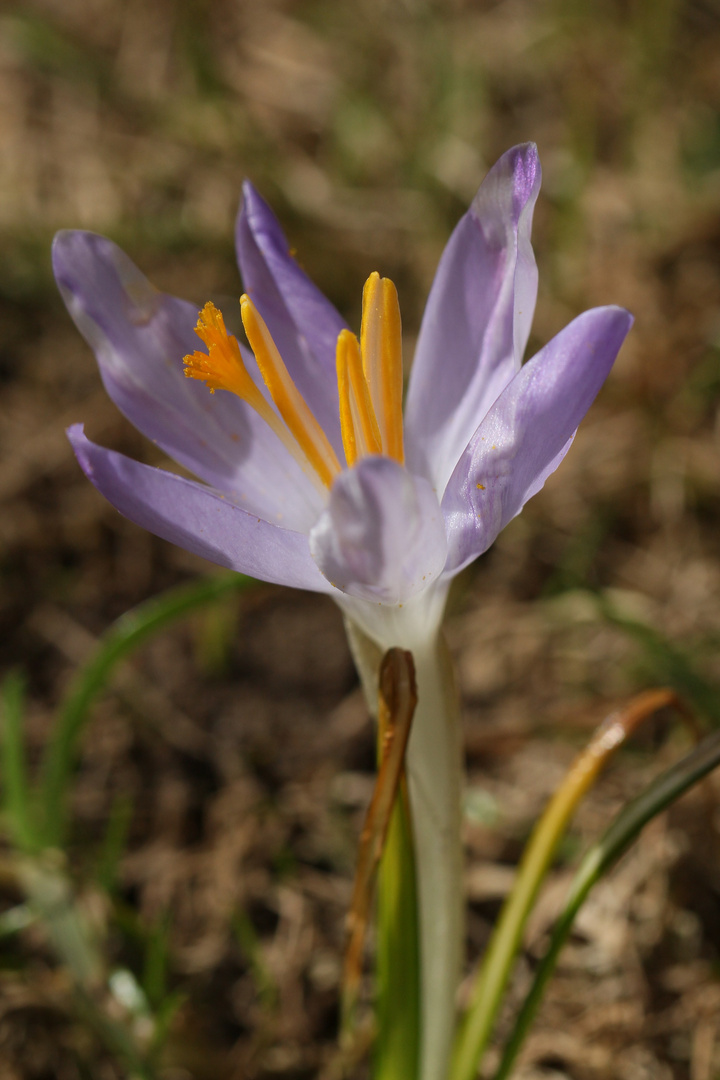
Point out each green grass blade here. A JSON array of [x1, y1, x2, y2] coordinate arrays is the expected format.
[[143, 909, 172, 1010], [1, 672, 38, 851], [233, 909, 278, 1012], [450, 689, 677, 1080], [493, 729, 720, 1080], [39, 573, 254, 847], [374, 782, 420, 1080], [94, 794, 134, 894], [600, 598, 720, 726]]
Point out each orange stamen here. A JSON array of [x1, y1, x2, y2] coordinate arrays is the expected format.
[[336, 329, 382, 467], [360, 272, 405, 464], [240, 296, 341, 489]]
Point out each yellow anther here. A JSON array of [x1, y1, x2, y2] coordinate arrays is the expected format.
[[240, 295, 341, 489], [360, 272, 405, 464], [336, 329, 382, 467], [336, 332, 357, 467]]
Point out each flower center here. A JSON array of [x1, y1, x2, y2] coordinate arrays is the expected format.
[[183, 272, 404, 491]]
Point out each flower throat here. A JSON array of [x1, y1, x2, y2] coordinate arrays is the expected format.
[[183, 272, 405, 492]]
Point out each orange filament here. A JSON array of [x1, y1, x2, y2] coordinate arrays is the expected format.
[[239, 297, 341, 489], [360, 272, 405, 464], [336, 329, 382, 467], [185, 271, 406, 489]]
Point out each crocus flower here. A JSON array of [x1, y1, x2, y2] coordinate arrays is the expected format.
[[53, 142, 631, 652], [53, 142, 632, 1080]]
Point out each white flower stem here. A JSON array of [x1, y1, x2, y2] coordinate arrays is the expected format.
[[345, 618, 464, 1080], [406, 634, 464, 1080]]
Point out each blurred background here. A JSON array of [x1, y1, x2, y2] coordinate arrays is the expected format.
[[3, 0, 720, 1077]]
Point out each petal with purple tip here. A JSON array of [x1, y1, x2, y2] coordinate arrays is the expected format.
[[68, 425, 333, 593], [404, 143, 541, 495], [441, 305, 634, 574], [309, 456, 447, 604], [53, 231, 324, 532], [236, 183, 347, 453]]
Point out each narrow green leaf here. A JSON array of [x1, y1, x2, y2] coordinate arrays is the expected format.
[[39, 573, 254, 847], [343, 650, 418, 1037], [149, 989, 186, 1060], [374, 783, 420, 1080], [95, 794, 134, 894], [232, 909, 278, 1012], [337, 645, 420, 1078], [340, 648, 420, 1080], [143, 909, 172, 1010], [494, 729, 720, 1080], [75, 987, 154, 1080], [600, 598, 720, 726], [22, 856, 154, 1078], [450, 689, 677, 1080], [1, 672, 38, 851]]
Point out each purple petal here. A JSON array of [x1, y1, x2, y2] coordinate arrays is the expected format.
[[53, 231, 325, 532], [236, 183, 346, 454], [309, 456, 447, 604], [68, 426, 333, 593], [404, 143, 541, 495], [441, 306, 634, 575]]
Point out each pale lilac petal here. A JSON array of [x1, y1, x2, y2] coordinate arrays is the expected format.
[[404, 143, 541, 495], [308, 456, 447, 604], [53, 231, 324, 532], [441, 306, 633, 575], [236, 183, 346, 453], [68, 426, 333, 593]]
